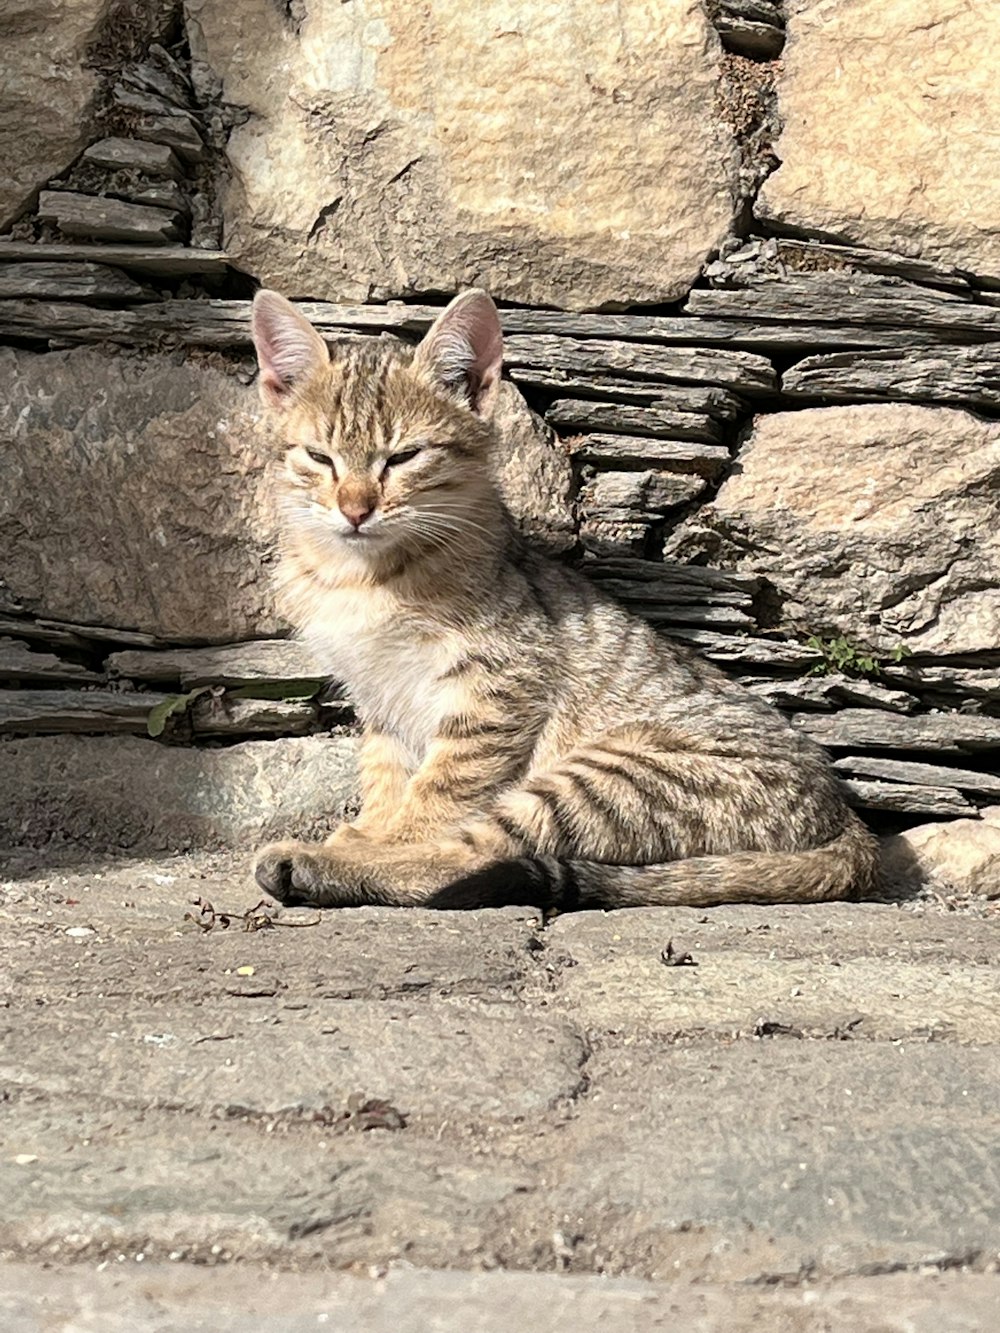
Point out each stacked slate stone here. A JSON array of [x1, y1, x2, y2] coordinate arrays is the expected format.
[[1, 0, 999, 857]]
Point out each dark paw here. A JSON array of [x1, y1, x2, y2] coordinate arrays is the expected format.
[[254, 842, 323, 905]]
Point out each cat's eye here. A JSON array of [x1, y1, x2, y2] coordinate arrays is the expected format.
[[304, 447, 335, 471], [385, 447, 422, 469]]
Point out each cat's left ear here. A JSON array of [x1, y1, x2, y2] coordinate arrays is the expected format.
[[251, 289, 330, 410], [413, 289, 503, 417]]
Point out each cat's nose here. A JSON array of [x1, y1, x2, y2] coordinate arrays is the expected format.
[[339, 500, 374, 529]]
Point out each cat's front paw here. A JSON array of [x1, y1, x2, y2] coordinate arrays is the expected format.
[[254, 840, 330, 905]]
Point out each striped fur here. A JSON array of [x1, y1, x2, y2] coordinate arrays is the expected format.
[[250, 289, 880, 911]]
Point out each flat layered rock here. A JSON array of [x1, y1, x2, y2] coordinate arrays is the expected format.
[[0, 294, 955, 356], [579, 472, 708, 522], [107, 639, 322, 687], [834, 756, 1000, 798], [792, 709, 1000, 754], [0, 687, 320, 739], [686, 271, 1000, 338], [757, 0, 1000, 283], [0, 689, 169, 737], [843, 779, 977, 819], [665, 404, 1000, 656], [782, 346, 1000, 413], [0, 262, 148, 302], [740, 672, 915, 714], [0, 638, 101, 684], [82, 137, 183, 179], [569, 434, 731, 476], [749, 237, 974, 293], [505, 336, 777, 395], [189, 695, 319, 737], [517, 374, 744, 418], [664, 629, 822, 670], [0, 242, 230, 276], [186, 0, 736, 309], [546, 399, 725, 444], [37, 192, 184, 244]]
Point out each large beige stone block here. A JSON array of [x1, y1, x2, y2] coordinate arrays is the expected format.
[[665, 404, 1000, 656], [883, 808, 1000, 900], [758, 0, 1000, 281], [185, 0, 737, 309], [0, 0, 111, 228]]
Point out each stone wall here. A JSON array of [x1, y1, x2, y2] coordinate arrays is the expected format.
[[1, 0, 999, 891]]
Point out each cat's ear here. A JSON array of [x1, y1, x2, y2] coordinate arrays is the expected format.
[[413, 289, 503, 417], [251, 289, 330, 410]]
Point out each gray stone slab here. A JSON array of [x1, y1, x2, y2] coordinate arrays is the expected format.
[[686, 272, 1000, 337], [552, 1042, 1000, 1277], [1, 853, 542, 1005], [82, 137, 183, 179], [0, 637, 101, 684], [842, 777, 977, 817], [0, 688, 170, 736], [2, 1263, 998, 1333], [1, 851, 999, 1287], [37, 192, 183, 244], [0, 261, 148, 302], [542, 902, 1000, 1041], [505, 335, 777, 395], [0, 1001, 583, 1120], [793, 709, 1000, 754], [0, 1101, 532, 1272], [781, 345, 1000, 413], [0, 734, 359, 850], [547, 398, 725, 444], [834, 755, 1000, 797], [569, 433, 731, 476], [106, 639, 322, 688], [0, 242, 230, 276]]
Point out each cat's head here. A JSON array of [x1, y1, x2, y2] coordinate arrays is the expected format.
[[251, 288, 504, 566]]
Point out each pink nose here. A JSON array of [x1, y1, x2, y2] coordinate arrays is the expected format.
[[339, 502, 374, 529]]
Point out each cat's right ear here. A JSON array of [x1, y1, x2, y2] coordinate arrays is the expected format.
[[251, 290, 330, 410]]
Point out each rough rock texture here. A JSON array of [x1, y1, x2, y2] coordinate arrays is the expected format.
[[884, 808, 1000, 900], [0, 346, 568, 642], [184, 0, 737, 309], [665, 404, 1000, 655], [490, 384, 575, 553], [0, 0, 110, 229], [0, 345, 281, 642], [0, 734, 358, 851], [757, 0, 1000, 282]]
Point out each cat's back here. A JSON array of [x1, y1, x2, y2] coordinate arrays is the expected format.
[[511, 550, 811, 752]]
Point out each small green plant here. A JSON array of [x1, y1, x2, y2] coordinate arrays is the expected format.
[[146, 686, 213, 737], [805, 635, 911, 679], [145, 679, 324, 738]]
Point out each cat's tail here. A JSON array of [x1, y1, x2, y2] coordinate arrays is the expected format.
[[427, 814, 880, 911]]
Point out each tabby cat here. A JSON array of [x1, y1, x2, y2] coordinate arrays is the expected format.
[[249, 288, 879, 910]]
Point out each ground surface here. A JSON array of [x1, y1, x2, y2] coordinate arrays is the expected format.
[[1, 849, 999, 1330]]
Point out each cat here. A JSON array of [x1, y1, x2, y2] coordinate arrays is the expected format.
[[248, 287, 880, 911]]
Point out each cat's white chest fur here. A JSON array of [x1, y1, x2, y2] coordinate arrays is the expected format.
[[303, 588, 455, 757]]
